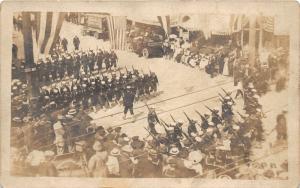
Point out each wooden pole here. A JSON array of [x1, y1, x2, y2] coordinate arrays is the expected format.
[[22, 12, 39, 99], [248, 15, 257, 67], [259, 14, 263, 51]]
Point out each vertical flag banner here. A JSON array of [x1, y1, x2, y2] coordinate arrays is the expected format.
[[107, 16, 127, 50], [157, 15, 171, 36], [21, 12, 66, 63]]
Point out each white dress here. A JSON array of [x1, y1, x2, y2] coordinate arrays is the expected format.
[[223, 57, 229, 76]]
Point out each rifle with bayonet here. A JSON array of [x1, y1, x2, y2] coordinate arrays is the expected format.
[[125, 66, 129, 74], [160, 119, 169, 127], [144, 127, 159, 142], [183, 111, 193, 124], [218, 93, 226, 102], [158, 119, 171, 137], [205, 105, 223, 122], [170, 114, 176, 123], [221, 88, 236, 104], [195, 110, 207, 122]]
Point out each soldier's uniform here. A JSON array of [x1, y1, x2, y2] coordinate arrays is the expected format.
[[96, 50, 103, 71], [148, 109, 159, 135], [110, 51, 118, 68], [150, 72, 159, 92], [123, 86, 135, 119], [88, 50, 95, 73], [104, 52, 111, 71]]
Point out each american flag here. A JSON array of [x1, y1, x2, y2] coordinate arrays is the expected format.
[[106, 16, 127, 50], [22, 12, 65, 62], [157, 15, 171, 36]]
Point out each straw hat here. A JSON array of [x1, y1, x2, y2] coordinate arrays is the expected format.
[[169, 147, 179, 155], [188, 150, 203, 164], [110, 148, 121, 156], [68, 108, 77, 115]]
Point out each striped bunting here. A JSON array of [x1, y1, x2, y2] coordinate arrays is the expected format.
[[22, 12, 65, 63], [157, 15, 171, 36], [107, 16, 127, 50]]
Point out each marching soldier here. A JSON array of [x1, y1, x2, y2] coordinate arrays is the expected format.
[[73, 35, 80, 50], [123, 86, 136, 120], [96, 49, 104, 71], [150, 72, 159, 92], [147, 106, 159, 135], [88, 50, 95, 73], [110, 50, 118, 68], [61, 37, 68, 51]]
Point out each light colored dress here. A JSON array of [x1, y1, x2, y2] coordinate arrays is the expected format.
[[223, 57, 229, 76], [88, 151, 108, 177]]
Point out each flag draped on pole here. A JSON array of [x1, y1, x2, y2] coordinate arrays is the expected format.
[[157, 15, 171, 36], [106, 16, 127, 50], [21, 12, 66, 63]]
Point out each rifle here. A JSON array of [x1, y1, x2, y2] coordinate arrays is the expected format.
[[205, 105, 222, 122], [195, 110, 207, 122], [170, 114, 176, 123], [145, 102, 150, 111], [144, 127, 159, 142], [218, 93, 226, 101], [183, 111, 193, 124], [160, 119, 169, 127], [125, 66, 129, 74], [221, 88, 236, 104], [158, 119, 170, 136], [182, 131, 195, 146], [219, 98, 225, 104], [131, 65, 135, 72]]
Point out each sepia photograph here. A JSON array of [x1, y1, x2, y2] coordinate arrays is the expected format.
[[9, 10, 293, 180]]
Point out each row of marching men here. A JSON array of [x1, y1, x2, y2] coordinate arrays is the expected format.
[[12, 48, 118, 83], [37, 67, 159, 113], [144, 88, 267, 177]]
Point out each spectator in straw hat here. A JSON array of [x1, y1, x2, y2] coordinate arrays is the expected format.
[[53, 120, 65, 155], [88, 141, 108, 177], [162, 147, 180, 178], [106, 148, 121, 177], [183, 150, 204, 176]]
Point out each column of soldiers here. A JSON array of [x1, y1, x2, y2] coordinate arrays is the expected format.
[[37, 67, 159, 114], [36, 49, 118, 84], [12, 48, 118, 83]]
